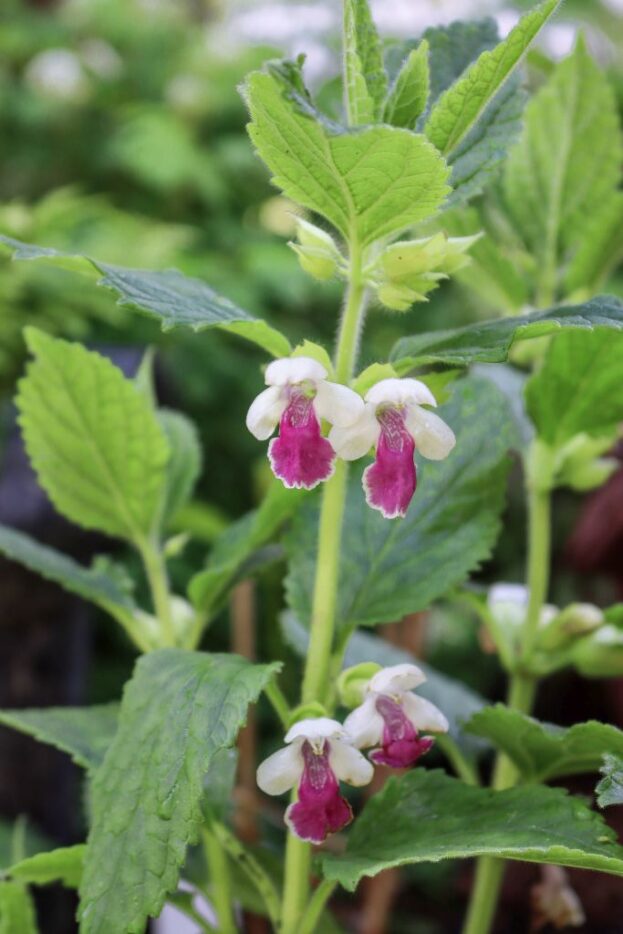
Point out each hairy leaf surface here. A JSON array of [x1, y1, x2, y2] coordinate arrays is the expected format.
[[343, 0, 387, 124]]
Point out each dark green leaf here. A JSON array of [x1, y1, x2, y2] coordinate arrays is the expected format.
[[321, 769, 623, 890], [8, 846, 85, 889], [596, 755, 623, 809], [390, 295, 623, 370], [79, 649, 279, 934], [285, 379, 516, 637], [0, 705, 119, 772], [465, 705, 623, 782]]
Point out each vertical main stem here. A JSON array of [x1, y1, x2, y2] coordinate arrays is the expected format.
[[463, 485, 551, 934], [202, 826, 237, 934], [281, 250, 367, 934], [139, 538, 176, 648]]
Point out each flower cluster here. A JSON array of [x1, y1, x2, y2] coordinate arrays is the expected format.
[[247, 357, 456, 518], [257, 664, 448, 844]]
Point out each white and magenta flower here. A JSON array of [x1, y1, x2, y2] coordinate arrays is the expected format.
[[343, 664, 448, 769], [246, 357, 363, 490], [329, 378, 455, 518], [256, 717, 373, 844]]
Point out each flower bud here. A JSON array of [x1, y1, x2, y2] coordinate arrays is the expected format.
[[289, 218, 342, 281], [337, 662, 382, 708], [538, 602, 604, 651], [570, 626, 623, 678]]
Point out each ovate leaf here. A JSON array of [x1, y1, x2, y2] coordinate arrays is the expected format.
[[465, 706, 623, 783], [17, 329, 169, 544], [525, 330, 623, 446], [425, 0, 560, 156], [390, 295, 623, 370], [596, 755, 623, 809], [8, 846, 85, 889], [79, 649, 279, 934], [0, 882, 37, 934], [343, 0, 387, 125], [285, 378, 516, 638], [244, 67, 450, 246], [0, 705, 119, 772], [158, 410, 202, 525], [0, 236, 290, 358], [565, 193, 623, 295], [383, 42, 429, 128], [321, 769, 623, 890]]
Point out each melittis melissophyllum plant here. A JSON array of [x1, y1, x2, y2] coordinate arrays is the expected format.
[[2, 1, 623, 932]]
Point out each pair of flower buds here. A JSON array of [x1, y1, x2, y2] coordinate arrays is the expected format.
[[246, 357, 456, 518], [257, 664, 448, 844]]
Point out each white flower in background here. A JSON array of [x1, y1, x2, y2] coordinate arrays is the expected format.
[[344, 664, 448, 768], [256, 717, 373, 843], [487, 584, 558, 631], [246, 356, 363, 489], [329, 378, 455, 518], [79, 39, 123, 80], [25, 49, 90, 102]]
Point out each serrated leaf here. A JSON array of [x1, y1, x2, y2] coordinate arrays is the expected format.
[[424, 19, 501, 106], [343, 0, 387, 125], [321, 769, 623, 890], [383, 42, 429, 129], [465, 706, 623, 783], [503, 40, 623, 284], [244, 68, 450, 246], [158, 410, 202, 525], [285, 378, 516, 638], [17, 329, 169, 544], [0, 882, 37, 934], [0, 236, 290, 358], [0, 705, 119, 772], [8, 846, 85, 889], [390, 295, 623, 370], [425, 0, 560, 157], [79, 649, 279, 934], [596, 755, 623, 809], [188, 481, 304, 614], [525, 330, 623, 446]]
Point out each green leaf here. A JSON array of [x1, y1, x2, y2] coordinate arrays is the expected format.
[[321, 769, 623, 890], [0, 705, 119, 772], [383, 42, 429, 129], [158, 410, 202, 525], [188, 481, 304, 614], [465, 705, 623, 783], [244, 67, 450, 246], [285, 378, 516, 638], [0, 525, 135, 623], [425, 0, 560, 157], [525, 330, 623, 446], [424, 19, 501, 106], [0, 882, 37, 934], [343, 0, 387, 125], [0, 236, 290, 358], [503, 40, 622, 276], [79, 649, 279, 934], [596, 755, 623, 809], [8, 846, 85, 889], [390, 295, 623, 370], [565, 192, 623, 295], [17, 329, 169, 544]]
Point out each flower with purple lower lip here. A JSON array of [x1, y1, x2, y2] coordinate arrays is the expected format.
[[329, 378, 455, 518], [343, 664, 448, 769], [256, 717, 373, 844], [246, 357, 364, 490]]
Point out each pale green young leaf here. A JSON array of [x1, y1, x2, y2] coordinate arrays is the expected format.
[[390, 295, 623, 370], [285, 379, 516, 637], [0, 882, 37, 934], [244, 68, 450, 246], [0, 236, 290, 358], [565, 192, 623, 295], [425, 0, 560, 156], [503, 40, 622, 279], [17, 329, 169, 544], [596, 755, 623, 809], [343, 0, 387, 125], [321, 770, 623, 890], [0, 705, 119, 772], [79, 649, 279, 934], [383, 42, 429, 128], [8, 846, 85, 889], [158, 410, 202, 525], [465, 706, 623, 783], [525, 330, 623, 446]]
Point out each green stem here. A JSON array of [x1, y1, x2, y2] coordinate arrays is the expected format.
[[211, 821, 282, 930], [139, 538, 176, 648], [265, 679, 291, 729], [202, 826, 237, 934], [437, 736, 480, 787], [463, 486, 551, 934], [300, 880, 338, 934], [282, 252, 368, 934]]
